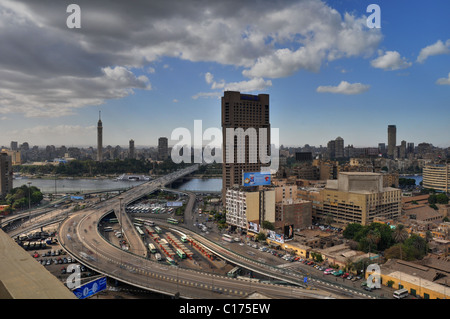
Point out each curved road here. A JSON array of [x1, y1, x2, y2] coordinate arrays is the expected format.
[[58, 165, 343, 299]]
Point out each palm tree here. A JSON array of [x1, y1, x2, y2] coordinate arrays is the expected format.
[[392, 224, 408, 261], [392, 224, 408, 243]]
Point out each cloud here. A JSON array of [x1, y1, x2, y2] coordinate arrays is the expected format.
[[0, 0, 382, 116], [193, 73, 272, 99], [316, 81, 370, 95], [417, 40, 450, 63], [436, 73, 450, 85], [0, 66, 151, 118], [192, 92, 222, 100], [370, 50, 412, 71]]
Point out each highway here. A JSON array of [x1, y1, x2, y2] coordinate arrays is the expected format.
[[57, 165, 344, 299]]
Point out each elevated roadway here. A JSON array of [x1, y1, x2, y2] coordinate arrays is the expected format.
[[58, 165, 343, 299]]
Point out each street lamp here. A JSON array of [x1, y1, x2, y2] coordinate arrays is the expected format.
[[27, 181, 32, 221]]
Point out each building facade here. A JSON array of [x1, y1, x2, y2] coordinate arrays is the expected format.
[[221, 91, 270, 200], [423, 162, 450, 193], [158, 137, 169, 161], [0, 152, 13, 198], [387, 125, 396, 159], [225, 187, 275, 231], [319, 172, 401, 225]]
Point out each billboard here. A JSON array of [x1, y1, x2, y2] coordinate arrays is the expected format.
[[243, 172, 271, 187], [284, 224, 294, 241], [248, 221, 259, 233], [268, 230, 284, 244], [72, 276, 107, 299], [166, 201, 183, 207]]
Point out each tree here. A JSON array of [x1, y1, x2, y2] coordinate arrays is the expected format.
[[262, 221, 274, 231], [392, 224, 408, 244], [343, 223, 363, 240]]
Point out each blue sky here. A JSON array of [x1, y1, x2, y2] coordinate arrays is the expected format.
[[0, 0, 449, 149]]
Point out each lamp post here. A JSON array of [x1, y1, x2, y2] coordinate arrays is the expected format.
[[27, 181, 32, 221]]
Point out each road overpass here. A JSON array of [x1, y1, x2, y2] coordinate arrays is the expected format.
[[58, 165, 342, 299]]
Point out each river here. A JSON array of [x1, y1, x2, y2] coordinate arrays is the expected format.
[[13, 177, 223, 194]]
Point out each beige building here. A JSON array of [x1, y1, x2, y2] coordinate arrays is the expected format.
[[423, 162, 450, 193], [319, 172, 401, 225], [0, 149, 21, 165], [225, 187, 275, 231]]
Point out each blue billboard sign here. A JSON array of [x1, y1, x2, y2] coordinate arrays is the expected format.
[[72, 276, 107, 299], [243, 172, 271, 187], [166, 201, 183, 207]]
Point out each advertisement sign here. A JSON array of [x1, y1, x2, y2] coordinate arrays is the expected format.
[[243, 172, 271, 187], [248, 221, 259, 233], [72, 276, 107, 299], [268, 230, 284, 244], [284, 224, 294, 241], [166, 201, 183, 207]]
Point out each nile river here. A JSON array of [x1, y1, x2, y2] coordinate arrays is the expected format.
[[13, 177, 222, 194]]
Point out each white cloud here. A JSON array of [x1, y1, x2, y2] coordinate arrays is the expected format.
[[193, 73, 272, 99], [192, 92, 222, 100], [0, 0, 383, 116], [316, 81, 370, 95], [370, 50, 412, 71], [0, 66, 151, 118], [417, 40, 450, 63], [436, 72, 450, 85]]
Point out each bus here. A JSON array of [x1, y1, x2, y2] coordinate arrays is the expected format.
[[148, 243, 156, 253], [393, 288, 409, 299], [227, 266, 241, 278], [167, 217, 178, 225], [180, 235, 188, 243], [154, 226, 162, 234], [136, 226, 145, 237], [176, 249, 186, 259], [155, 253, 162, 261], [109, 218, 118, 223], [166, 257, 176, 265], [222, 234, 233, 243]]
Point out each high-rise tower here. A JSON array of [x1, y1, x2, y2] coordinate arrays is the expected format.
[[97, 111, 103, 162], [221, 91, 270, 200], [387, 125, 396, 159]]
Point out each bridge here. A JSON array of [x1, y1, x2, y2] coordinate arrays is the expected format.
[[57, 165, 342, 299]]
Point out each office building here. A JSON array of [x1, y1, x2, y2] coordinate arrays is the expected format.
[[97, 111, 103, 162], [158, 137, 169, 161], [10, 141, 18, 151], [319, 172, 401, 225], [387, 125, 396, 158], [335, 137, 344, 159], [0, 152, 13, 198], [221, 91, 270, 200], [423, 162, 450, 193], [275, 199, 312, 230], [225, 187, 275, 232], [129, 139, 135, 159]]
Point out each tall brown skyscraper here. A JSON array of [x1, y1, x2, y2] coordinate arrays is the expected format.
[[387, 125, 396, 159], [97, 111, 103, 162], [129, 139, 135, 159], [0, 152, 13, 198], [221, 91, 270, 200], [158, 137, 168, 160]]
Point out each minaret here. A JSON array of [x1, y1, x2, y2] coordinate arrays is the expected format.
[[97, 111, 103, 162]]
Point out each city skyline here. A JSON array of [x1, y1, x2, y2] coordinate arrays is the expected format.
[[0, 0, 449, 148]]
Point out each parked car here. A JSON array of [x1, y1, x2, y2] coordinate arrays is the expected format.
[[342, 273, 349, 278], [323, 268, 334, 275]]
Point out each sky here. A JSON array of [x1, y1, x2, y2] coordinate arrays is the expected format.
[[0, 0, 449, 149]]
